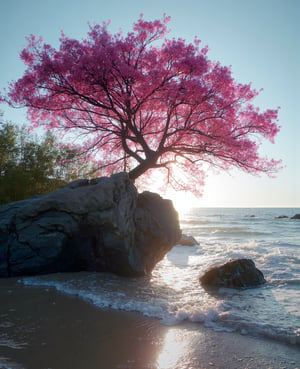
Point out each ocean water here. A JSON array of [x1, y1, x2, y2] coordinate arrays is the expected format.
[[20, 207, 300, 346]]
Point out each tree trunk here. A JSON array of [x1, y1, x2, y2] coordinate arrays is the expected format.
[[129, 160, 154, 181]]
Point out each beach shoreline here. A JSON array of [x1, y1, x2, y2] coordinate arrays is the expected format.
[[0, 278, 299, 369]]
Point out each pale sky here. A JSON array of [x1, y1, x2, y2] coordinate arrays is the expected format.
[[0, 0, 299, 207]]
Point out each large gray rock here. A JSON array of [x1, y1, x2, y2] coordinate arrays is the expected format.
[[0, 173, 181, 277], [199, 259, 266, 289]]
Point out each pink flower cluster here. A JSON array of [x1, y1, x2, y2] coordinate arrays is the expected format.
[[4, 15, 281, 194]]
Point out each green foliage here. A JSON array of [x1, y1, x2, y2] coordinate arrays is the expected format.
[[0, 115, 97, 204]]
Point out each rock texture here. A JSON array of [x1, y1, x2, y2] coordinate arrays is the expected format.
[[199, 259, 266, 289], [178, 234, 199, 246], [291, 214, 300, 219], [0, 173, 181, 278]]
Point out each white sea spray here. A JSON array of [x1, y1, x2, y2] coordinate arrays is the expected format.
[[21, 207, 300, 346]]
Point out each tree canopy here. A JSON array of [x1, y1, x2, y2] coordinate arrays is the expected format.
[[0, 114, 96, 204], [4, 15, 281, 195]]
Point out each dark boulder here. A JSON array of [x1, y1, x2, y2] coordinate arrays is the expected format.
[[199, 259, 266, 289], [291, 214, 300, 219], [178, 234, 199, 246], [275, 215, 288, 219], [0, 173, 181, 278]]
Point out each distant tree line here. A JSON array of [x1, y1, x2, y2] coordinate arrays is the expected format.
[[0, 113, 96, 204]]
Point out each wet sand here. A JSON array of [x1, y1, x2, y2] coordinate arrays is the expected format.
[[0, 278, 299, 369]]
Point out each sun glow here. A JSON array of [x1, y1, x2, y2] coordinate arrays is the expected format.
[[166, 191, 199, 215]]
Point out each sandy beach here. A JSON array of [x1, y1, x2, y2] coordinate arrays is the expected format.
[[0, 278, 299, 369]]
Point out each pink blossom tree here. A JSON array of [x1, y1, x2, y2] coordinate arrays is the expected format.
[[4, 15, 281, 195]]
